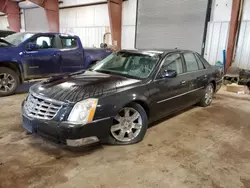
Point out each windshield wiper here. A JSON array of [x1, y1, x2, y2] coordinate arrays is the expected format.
[[94, 69, 113, 74], [95, 69, 141, 80]]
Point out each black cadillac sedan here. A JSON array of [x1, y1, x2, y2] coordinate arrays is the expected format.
[[22, 49, 222, 147]]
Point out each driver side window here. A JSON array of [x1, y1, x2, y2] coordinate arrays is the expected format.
[[30, 35, 56, 50], [158, 53, 183, 77]]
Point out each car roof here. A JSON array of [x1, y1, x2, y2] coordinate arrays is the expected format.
[[120, 49, 196, 55], [18, 32, 78, 37]]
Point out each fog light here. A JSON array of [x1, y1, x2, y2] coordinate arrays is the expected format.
[[66, 136, 99, 147]]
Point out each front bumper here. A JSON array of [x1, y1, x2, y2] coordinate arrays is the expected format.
[[22, 102, 113, 147]]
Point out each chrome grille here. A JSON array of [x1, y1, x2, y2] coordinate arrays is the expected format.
[[24, 93, 62, 120]]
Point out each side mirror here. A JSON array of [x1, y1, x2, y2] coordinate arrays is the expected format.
[[162, 70, 177, 78], [26, 43, 39, 51]]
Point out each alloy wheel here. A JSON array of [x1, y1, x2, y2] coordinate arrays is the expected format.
[[205, 84, 214, 105], [111, 107, 143, 142], [0, 73, 16, 93]]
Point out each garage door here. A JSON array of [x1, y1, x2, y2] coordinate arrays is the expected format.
[[135, 0, 210, 54]]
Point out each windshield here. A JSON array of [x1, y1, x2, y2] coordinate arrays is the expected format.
[[4, 33, 34, 46], [90, 51, 161, 79]]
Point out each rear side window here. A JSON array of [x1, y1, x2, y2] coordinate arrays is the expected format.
[[60, 36, 78, 49], [195, 54, 205, 69], [183, 53, 199, 72], [196, 54, 211, 68]]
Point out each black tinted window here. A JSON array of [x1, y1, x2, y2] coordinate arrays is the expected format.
[[60, 37, 77, 49], [31, 36, 56, 49], [160, 54, 183, 76], [184, 53, 199, 72]]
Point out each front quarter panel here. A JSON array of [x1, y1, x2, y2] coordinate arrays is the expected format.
[[93, 83, 150, 121]]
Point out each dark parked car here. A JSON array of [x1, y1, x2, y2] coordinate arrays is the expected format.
[[22, 49, 222, 147]]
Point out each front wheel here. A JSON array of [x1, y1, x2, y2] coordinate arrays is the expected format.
[[199, 83, 214, 107], [0, 67, 19, 97], [107, 103, 148, 145]]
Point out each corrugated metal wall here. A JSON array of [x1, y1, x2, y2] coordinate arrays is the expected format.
[[59, 0, 137, 49], [59, 0, 107, 7], [59, 4, 110, 48], [60, 26, 109, 47], [0, 16, 9, 30], [121, 0, 136, 49], [204, 21, 250, 70], [204, 21, 229, 65], [24, 7, 49, 32], [234, 21, 250, 69]]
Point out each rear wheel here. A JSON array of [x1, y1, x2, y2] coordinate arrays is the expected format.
[[199, 83, 214, 107], [0, 67, 19, 97], [108, 103, 148, 145]]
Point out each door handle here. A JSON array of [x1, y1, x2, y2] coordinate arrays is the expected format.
[[181, 80, 186, 84]]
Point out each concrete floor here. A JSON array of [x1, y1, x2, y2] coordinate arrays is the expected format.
[[1, 86, 250, 188]]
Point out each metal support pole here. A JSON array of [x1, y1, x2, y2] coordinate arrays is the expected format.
[[0, 0, 20, 32], [108, 0, 122, 50], [226, 0, 241, 72]]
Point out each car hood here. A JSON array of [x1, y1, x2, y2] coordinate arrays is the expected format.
[[30, 71, 141, 103]]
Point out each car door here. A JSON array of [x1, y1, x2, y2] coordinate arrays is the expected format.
[[22, 34, 61, 78], [149, 53, 192, 120], [182, 52, 208, 102], [59, 35, 83, 73], [194, 53, 209, 91]]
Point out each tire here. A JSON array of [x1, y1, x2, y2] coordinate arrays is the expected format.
[[107, 103, 148, 145], [0, 67, 19, 97], [199, 83, 214, 107]]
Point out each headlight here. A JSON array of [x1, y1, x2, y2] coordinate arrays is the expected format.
[[67, 98, 98, 124]]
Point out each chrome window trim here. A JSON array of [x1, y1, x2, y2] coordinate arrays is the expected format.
[[194, 53, 206, 70], [154, 66, 207, 81], [92, 117, 111, 123], [157, 87, 204, 104], [153, 52, 208, 81]]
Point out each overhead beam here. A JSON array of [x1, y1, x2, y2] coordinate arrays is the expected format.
[[0, 0, 20, 32], [29, 0, 59, 32], [226, 0, 241, 72], [108, 0, 122, 50]]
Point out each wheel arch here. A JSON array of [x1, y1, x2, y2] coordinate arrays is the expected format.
[[121, 99, 150, 118], [0, 61, 23, 83], [210, 80, 216, 90], [132, 100, 150, 118]]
